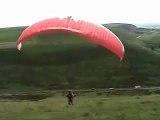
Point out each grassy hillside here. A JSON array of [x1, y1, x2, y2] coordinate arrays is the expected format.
[[0, 24, 160, 91]]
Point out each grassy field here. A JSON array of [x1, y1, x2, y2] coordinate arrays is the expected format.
[[0, 92, 160, 120]]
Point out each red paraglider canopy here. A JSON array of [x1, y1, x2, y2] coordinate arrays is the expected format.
[[16, 17, 125, 61]]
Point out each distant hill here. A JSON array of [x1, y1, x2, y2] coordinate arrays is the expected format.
[[104, 23, 137, 30], [134, 23, 160, 29], [104, 23, 160, 29], [0, 23, 160, 91]]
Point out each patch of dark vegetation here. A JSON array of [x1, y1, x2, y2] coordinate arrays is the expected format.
[[140, 100, 153, 104], [105, 88, 160, 96], [0, 91, 53, 101]]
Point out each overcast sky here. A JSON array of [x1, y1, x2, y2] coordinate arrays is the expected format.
[[0, 0, 159, 28]]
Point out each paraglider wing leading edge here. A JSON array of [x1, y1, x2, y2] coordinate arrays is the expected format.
[[16, 17, 125, 61]]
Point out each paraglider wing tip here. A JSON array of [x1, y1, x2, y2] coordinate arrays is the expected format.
[[17, 43, 22, 51], [120, 52, 125, 62], [120, 45, 125, 61], [120, 57, 123, 62]]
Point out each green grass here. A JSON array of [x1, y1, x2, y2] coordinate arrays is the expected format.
[[0, 93, 160, 120], [0, 26, 26, 42]]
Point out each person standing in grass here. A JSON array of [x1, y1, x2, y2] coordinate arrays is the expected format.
[[66, 90, 75, 105]]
